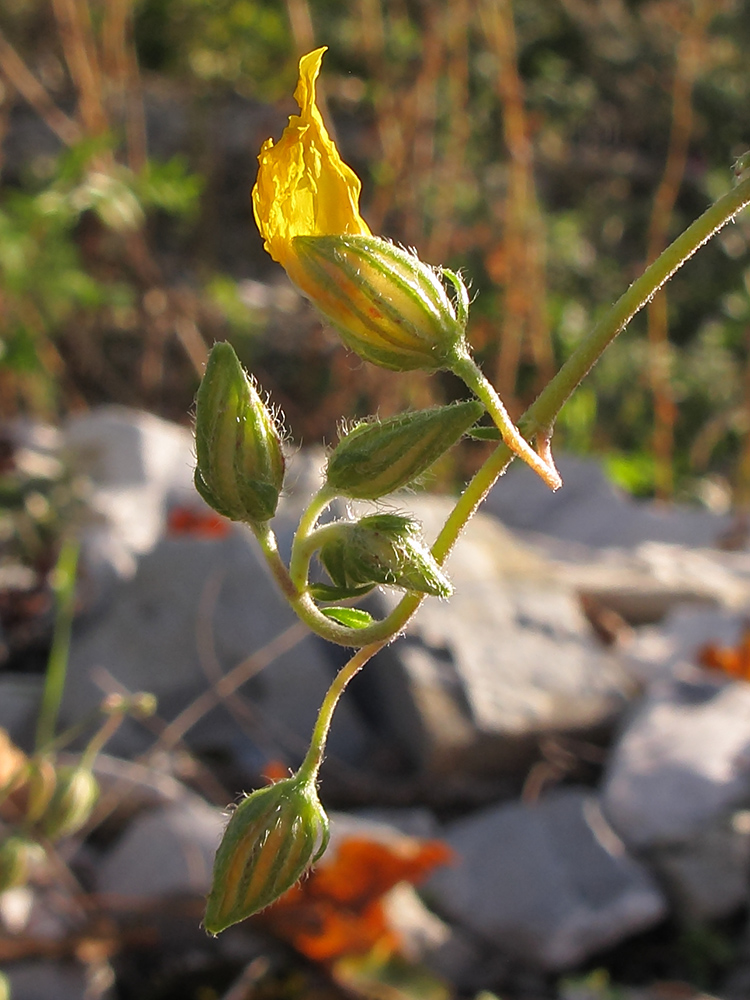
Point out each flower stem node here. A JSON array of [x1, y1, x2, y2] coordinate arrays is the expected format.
[[326, 400, 483, 500], [204, 771, 329, 935], [40, 765, 99, 841], [293, 235, 470, 371], [194, 342, 285, 524], [318, 513, 452, 598]]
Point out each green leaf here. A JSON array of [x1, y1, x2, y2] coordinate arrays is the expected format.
[[320, 607, 374, 629]]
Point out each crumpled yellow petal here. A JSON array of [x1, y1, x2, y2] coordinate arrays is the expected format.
[[252, 47, 370, 282]]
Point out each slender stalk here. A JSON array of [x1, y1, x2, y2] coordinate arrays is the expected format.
[[36, 537, 80, 751], [288, 486, 336, 591], [297, 640, 387, 781], [521, 174, 750, 441], [452, 350, 562, 490]]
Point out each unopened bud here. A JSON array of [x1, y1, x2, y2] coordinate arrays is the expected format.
[[40, 765, 99, 840], [23, 755, 58, 825], [194, 342, 285, 523], [326, 401, 483, 500], [130, 692, 158, 718], [293, 235, 469, 372], [0, 835, 46, 891], [318, 513, 452, 598], [204, 771, 329, 935]]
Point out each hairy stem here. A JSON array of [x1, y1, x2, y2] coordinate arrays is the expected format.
[[261, 175, 750, 652], [452, 350, 562, 490]]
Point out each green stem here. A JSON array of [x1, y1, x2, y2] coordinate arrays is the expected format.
[[254, 509, 400, 646], [297, 640, 387, 781], [521, 174, 750, 441], [36, 537, 80, 752], [288, 486, 336, 592], [452, 350, 562, 490]]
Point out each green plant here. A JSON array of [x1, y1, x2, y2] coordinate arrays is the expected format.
[[195, 48, 750, 933]]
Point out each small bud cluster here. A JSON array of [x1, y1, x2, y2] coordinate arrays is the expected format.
[[0, 751, 100, 892], [0, 690, 157, 893]]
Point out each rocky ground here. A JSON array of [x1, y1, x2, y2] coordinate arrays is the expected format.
[[3, 407, 750, 1000]]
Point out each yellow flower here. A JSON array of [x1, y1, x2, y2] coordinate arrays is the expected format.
[[252, 48, 470, 373], [252, 47, 370, 296]]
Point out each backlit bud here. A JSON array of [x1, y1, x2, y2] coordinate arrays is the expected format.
[[318, 513, 452, 598], [194, 342, 285, 523], [326, 401, 483, 500], [204, 772, 329, 935], [0, 835, 46, 891], [293, 235, 469, 372], [40, 765, 99, 840]]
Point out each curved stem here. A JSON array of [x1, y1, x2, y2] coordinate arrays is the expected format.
[[452, 350, 562, 490], [297, 639, 387, 781], [289, 486, 336, 592]]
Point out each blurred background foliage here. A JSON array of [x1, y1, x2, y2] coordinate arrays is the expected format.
[[1, 0, 750, 504]]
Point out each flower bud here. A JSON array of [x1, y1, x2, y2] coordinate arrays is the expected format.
[[204, 772, 329, 935], [318, 513, 452, 598], [292, 235, 469, 372], [0, 835, 46, 891], [40, 765, 99, 840], [23, 755, 58, 826], [194, 342, 285, 523], [326, 401, 483, 500]]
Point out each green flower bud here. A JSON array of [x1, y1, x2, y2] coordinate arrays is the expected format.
[[23, 755, 58, 826], [194, 342, 285, 523], [204, 772, 329, 935], [326, 401, 483, 500], [40, 765, 99, 841], [318, 513, 452, 598], [293, 234, 470, 372], [0, 835, 46, 891]]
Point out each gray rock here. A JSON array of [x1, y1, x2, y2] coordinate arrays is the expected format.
[[358, 496, 637, 778], [425, 789, 666, 970], [5, 961, 114, 1000], [602, 677, 750, 918], [65, 405, 198, 587], [541, 540, 750, 625], [61, 525, 371, 764], [484, 452, 731, 549], [96, 796, 225, 899]]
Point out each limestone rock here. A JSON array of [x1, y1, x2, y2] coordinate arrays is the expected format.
[[425, 789, 666, 970], [602, 676, 750, 918], [484, 452, 731, 549], [96, 796, 225, 900]]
